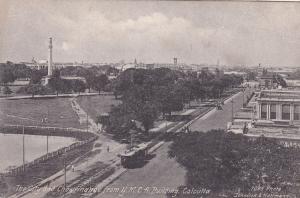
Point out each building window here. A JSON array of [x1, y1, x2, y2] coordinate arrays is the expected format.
[[282, 104, 290, 120], [261, 104, 267, 119], [270, 104, 276, 119], [294, 105, 300, 120]]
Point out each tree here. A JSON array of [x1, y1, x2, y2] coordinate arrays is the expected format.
[[136, 102, 159, 133], [154, 84, 185, 117], [48, 70, 73, 96], [71, 79, 86, 94], [0, 68, 15, 84], [52, 69, 61, 79], [48, 78, 61, 96], [169, 130, 300, 196], [274, 74, 287, 88], [60, 79, 73, 94], [96, 113, 110, 131], [107, 104, 135, 138], [93, 74, 109, 94], [3, 86, 12, 96], [112, 69, 134, 97], [83, 71, 96, 92], [26, 84, 43, 98], [30, 69, 46, 84]]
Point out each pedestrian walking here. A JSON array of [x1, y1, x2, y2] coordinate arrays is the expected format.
[[107, 146, 110, 152], [72, 165, 75, 172]]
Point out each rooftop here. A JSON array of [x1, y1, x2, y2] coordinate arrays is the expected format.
[[247, 126, 300, 140], [258, 90, 300, 101]]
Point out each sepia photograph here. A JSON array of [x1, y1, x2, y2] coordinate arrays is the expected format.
[[0, 0, 299, 197]]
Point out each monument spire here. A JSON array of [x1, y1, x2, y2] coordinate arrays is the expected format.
[[48, 37, 53, 76]]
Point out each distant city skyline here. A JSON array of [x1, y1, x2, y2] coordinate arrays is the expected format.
[[0, 1, 299, 67]]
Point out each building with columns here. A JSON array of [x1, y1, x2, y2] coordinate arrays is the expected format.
[[256, 90, 300, 126]]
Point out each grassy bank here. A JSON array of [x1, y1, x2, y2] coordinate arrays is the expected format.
[[0, 142, 94, 197], [76, 95, 120, 122], [0, 98, 83, 129]]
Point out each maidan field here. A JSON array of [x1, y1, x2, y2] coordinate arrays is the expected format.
[[0, 98, 82, 128], [0, 95, 119, 130]]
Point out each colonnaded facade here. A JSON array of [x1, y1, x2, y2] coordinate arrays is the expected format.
[[256, 90, 300, 126]]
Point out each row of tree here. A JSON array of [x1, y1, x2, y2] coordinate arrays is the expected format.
[[1, 62, 115, 96], [100, 68, 243, 139], [18, 69, 110, 97], [168, 130, 300, 197]]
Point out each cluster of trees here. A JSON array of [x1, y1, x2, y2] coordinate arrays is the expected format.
[[0, 62, 33, 96], [0, 62, 32, 85], [0, 62, 113, 97], [168, 130, 300, 197], [12, 63, 111, 97], [18, 69, 109, 97], [102, 68, 243, 139], [60, 65, 118, 77], [47, 70, 85, 96], [274, 74, 287, 88], [54, 67, 110, 94]]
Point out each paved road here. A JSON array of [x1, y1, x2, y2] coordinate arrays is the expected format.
[[100, 142, 185, 198], [100, 89, 254, 198], [190, 88, 253, 132]]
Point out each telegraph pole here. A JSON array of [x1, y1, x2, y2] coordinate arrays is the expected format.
[[64, 157, 67, 189], [22, 124, 25, 172], [42, 107, 49, 155], [47, 106, 49, 154]]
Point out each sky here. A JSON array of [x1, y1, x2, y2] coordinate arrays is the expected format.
[[0, 0, 299, 67]]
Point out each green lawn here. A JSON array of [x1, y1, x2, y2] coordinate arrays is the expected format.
[[76, 95, 120, 122], [0, 98, 82, 129]]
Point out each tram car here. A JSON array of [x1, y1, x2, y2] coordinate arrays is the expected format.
[[120, 143, 149, 168]]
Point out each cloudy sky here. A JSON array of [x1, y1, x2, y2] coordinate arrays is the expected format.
[[0, 0, 299, 67]]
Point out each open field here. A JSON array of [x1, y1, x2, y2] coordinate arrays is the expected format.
[[0, 98, 83, 129], [76, 95, 120, 122]]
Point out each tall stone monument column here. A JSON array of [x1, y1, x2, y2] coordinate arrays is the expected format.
[[48, 37, 53, 76]]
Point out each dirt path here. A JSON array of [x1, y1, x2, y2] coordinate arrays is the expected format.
[[70, 97, 100, 133]]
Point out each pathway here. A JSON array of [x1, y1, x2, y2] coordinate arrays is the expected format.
[[12, 97, 125, 198]]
